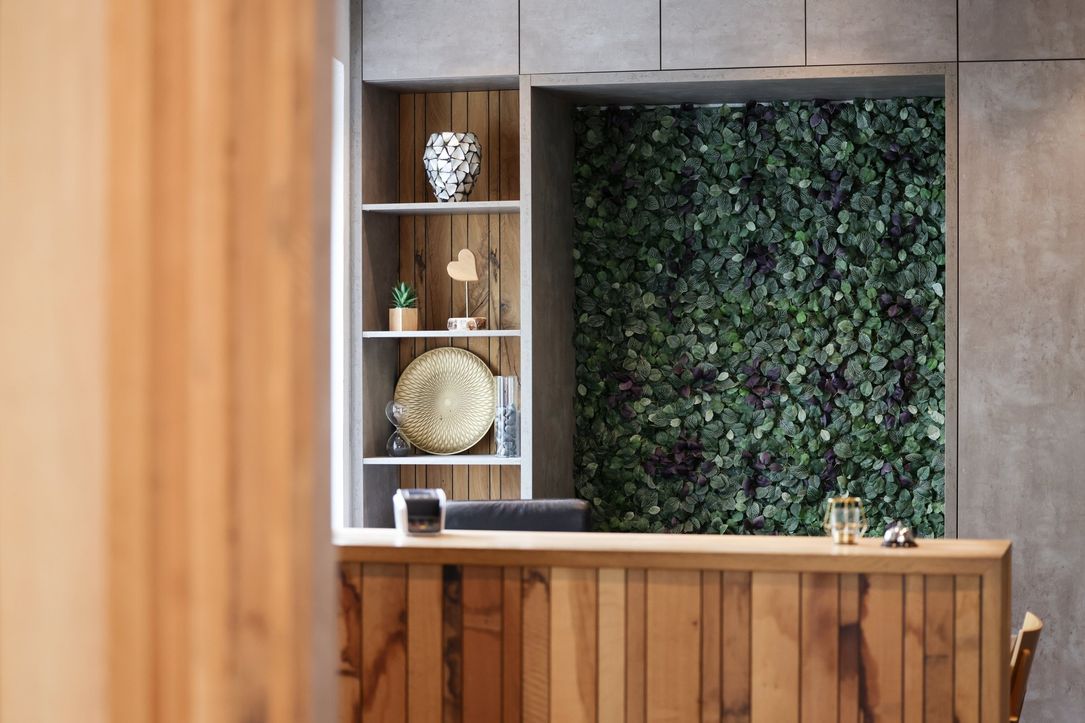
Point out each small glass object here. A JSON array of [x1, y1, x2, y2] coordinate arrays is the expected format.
[[823, 496, 868, 545], [385, 400, 412, 457], [494, 376, 520, 458], [385, 400, 408, 427], [386, 429, 412, 457]]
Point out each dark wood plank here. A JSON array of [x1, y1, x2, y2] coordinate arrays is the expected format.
[[801, 572, 839, 723], [441, 565, 463, 723], [361, 564, 407, 722], [838, 574, 861, 723], [465, 90, 494, 479], [522, 567, 550, 723], [924, 575, 953, 723], [338, 563, 363, 723], [859, 574, 903, 723], [449, 91, 470, 501], [750, 572, 800, 723], [721, 571, 752, 723]]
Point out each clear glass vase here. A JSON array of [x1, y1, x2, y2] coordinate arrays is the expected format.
[[494, 376, 520, 458]]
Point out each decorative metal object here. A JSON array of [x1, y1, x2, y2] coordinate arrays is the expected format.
[[423, 132, 481, 202], [446, 248, 486, 331], [823, 496, 868, 545], [882, 520, 918, 548], [394, 347, 495, 455], [385, 400, 412, 457], [494, 376, 520, 458]]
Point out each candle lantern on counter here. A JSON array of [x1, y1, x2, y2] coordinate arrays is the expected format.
[[823, 496, 868, 545]]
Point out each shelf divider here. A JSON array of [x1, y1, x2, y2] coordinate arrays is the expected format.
[[361, 329, 520, 339], [362, 455, 522, 466], [361, 200, 519, 215]]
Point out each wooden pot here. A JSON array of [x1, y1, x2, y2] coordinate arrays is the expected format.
[[389, 307, 418, 332]]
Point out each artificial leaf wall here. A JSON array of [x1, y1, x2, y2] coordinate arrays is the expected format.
[[572, 98, 946, 536]]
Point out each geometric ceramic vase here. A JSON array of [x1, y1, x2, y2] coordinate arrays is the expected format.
[[423, 132, 481, 202]]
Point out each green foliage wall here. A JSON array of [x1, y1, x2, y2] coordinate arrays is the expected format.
[[572, 98, 946, 536]]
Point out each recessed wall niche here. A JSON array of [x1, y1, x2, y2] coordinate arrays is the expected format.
[[571, 98, 946, 536]]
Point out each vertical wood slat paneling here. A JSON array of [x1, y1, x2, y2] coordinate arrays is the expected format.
[[721, 571, 752, 723], [838, 574, 861, 723], [598, 569, 627, 723], [859, 574, 904, 723], [902, 575, 926, 723], [341, 563, 1006, 723], [361, 564, 407, 722], [338, 564, 363, 723], [750, 572, 800, 723], [522, 567, 551, 723], [645, 569, 701, 723], [441, 565, 463, 723], [397, 94, 417, 490], [462, 566, 503, 722], [701, 572, 722, 723], [625, 569, 647, 723], [407, 565, 443, 723], [924, 575, 954, 723], [503, 567, 524, 723], [550, 567, 598, 723], [954, 576, 981, 723], [800, 572, 839, 723], [486, 89, 504, 501]]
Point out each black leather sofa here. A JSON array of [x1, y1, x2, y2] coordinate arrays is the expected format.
[[443, 498, 591, 532]]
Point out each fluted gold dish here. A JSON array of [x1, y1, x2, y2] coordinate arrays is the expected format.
[[394, 347, 495, 455]]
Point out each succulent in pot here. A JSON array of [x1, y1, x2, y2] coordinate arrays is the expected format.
[[389, 281, 418, 332]]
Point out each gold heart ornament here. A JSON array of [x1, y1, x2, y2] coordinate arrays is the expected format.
[[446, 248, 479, 282]]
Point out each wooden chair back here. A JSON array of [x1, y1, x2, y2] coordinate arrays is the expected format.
[[1009, 611, 1043, 722]]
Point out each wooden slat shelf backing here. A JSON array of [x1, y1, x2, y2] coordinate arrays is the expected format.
[[396, 89, 521, 501], [337, 535, 1010, 722]]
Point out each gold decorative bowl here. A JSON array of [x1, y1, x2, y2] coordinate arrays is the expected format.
[[394, 347, 495, 455]]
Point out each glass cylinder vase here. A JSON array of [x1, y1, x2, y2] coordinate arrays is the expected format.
[[494, 376, 520, 458]]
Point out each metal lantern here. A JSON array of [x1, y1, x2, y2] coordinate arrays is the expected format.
[[823, 496, 869, 545]]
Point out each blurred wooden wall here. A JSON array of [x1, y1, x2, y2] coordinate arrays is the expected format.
[[0, 0, 335, 721]]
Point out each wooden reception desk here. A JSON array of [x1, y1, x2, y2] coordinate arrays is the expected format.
[[336, 530, 1011, 723]]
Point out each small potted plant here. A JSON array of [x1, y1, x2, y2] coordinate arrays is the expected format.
[[389, 281, 418, 332]]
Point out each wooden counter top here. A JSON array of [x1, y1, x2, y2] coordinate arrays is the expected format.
[[334, 528, 1010, 575]]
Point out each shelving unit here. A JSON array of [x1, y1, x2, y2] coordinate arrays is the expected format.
[[351, 80, 560, 527]]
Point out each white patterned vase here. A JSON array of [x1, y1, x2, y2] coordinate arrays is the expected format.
[[423, 132, 482, 202]]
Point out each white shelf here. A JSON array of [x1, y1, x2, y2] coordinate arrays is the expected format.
[[363, 455, 522, 466], [361, 200, 519, 215], [361, 329, 520, 339]]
